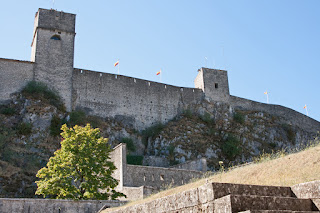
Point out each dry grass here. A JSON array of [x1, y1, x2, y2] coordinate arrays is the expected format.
[[104, 142, 320, 212]]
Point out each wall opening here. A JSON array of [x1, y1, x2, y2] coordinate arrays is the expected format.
[[50, 35, 61, 40], [160, 174, 164, 181], [152, 174, 154, 182], [215, 83, 218, 89]]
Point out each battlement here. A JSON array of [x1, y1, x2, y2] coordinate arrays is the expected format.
[[34, 8, 75, 33], [72, 68, 203, 129], [195, 67, 230, 102]]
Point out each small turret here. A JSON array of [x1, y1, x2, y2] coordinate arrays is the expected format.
[[194, 67, 230, 102]]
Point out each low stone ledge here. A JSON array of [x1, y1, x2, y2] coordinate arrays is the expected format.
[[0, 198, 126, 213], [292, 180, 320, 199]]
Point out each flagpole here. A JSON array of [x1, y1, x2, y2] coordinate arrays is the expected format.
[[118, 59, 120, 74], [305, 105, 309, 116], [264, 91, 269, 104]]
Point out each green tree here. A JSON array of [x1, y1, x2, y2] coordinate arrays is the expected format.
[[35, 124, 125, 200]]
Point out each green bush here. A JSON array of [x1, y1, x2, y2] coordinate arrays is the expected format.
[[22, 81, 65, 111], [0, 107, 16, 115], [207, 128, 216, 136], [282, 124, 296, 144], [0, 133, 9, 149], [183, 109, 193, 118], [221, 135, 241, 160], [69, 110, 86, 126], [233, 111, 245, 124], [121, 138, 136, 152], [126, 155, 144, 165], [86, 115, 102, 128], [167, 145, 178, 166], [200, 112, 214, 125], [141, 123, 164, 146], [16, 122, 32, 135], [50, 115, 62, 136]]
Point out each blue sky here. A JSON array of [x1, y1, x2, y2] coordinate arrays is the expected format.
[[1, 1, 319, 122]]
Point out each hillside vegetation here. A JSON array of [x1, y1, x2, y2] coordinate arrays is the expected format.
[[105, 140, 320, 212]]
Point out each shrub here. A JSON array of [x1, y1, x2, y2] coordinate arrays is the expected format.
[[221, 135, 241, 160], [1, 147, 15, 162], [141, 123, 164, 146], [86, 115, 102, 128], [200, 112, 214, 125], [282, 124, 296, 144], [167, 145, 178, 166], [69, 110, 86, 126], [1, 107, 16, 115], [0, 133, 9, 149], [22, 81, 65, 111], [207, 128, 216, 136], [126, 155, 144, 165], [233, 111, 245, 124], [50, 115, 62, 136], [183, 109, 193, 118], [121, 138, 136, 152], [16, 122, 32, 135]]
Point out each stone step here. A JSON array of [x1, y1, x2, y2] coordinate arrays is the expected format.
[[211, 182, 294, 200], [214, 195, 318, 212]]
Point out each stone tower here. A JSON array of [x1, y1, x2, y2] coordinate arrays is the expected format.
[[31, 8, 76, 111], [194, 67, 230, 102]]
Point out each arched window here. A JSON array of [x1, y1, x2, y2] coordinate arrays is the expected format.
[[50, 35, 61, 40]]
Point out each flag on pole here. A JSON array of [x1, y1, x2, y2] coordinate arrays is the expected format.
[[156, 70, 161, 75], [303, 104, 309, 116], [114, 61, 119, 67], [264, 91, 269, 103]]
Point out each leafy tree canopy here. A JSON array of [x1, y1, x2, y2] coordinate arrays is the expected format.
[[35, 124, 125, 200]]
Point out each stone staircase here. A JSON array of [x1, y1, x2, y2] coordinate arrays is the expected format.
[[213, 183, 320, 213], [106, 181, 320, 213]]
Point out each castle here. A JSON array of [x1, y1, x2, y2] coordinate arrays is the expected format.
[[0, 8, 319, 132], [1, 8, 320, 201]]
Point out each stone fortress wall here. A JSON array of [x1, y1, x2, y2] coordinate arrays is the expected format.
[[0, 8, 319, 132], [72, 69, 203, 130], [0, 58, 34, 102], [230, 95, 320, 133], [109, 144, 206, 200]]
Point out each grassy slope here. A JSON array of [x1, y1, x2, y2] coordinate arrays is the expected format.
[[105, 142, 320, 212]]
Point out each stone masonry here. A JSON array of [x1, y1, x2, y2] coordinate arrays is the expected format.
[[109, 143, 207, 201]]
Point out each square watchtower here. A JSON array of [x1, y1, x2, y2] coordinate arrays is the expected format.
[[31, 8, 76, 111], [194, 68, 230, 102]]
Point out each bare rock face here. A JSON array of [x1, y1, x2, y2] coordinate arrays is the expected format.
[[144, 101, 318, 170]]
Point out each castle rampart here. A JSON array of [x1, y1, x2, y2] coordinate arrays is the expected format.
[[72, 68, 203, 129], [0, 58, 33, 103], [230, 95, 320, 133]]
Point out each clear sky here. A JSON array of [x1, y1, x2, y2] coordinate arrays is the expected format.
[[1, 1, 319, 122]]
